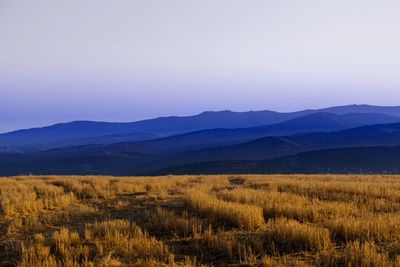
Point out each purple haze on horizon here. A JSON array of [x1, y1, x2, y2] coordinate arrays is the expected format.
[[1, 0, 400, 133]]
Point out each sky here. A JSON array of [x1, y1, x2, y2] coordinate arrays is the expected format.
[[1, 0, 400, 132]]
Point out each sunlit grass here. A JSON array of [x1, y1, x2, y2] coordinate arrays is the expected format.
[[2, 174, 400, 266]]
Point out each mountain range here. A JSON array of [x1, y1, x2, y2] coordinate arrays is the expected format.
[[154, 145, 400, 175], [3, 104, 400, 150], [2, 104, 400, 175]]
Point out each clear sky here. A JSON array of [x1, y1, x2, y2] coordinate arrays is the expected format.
[[1, 0, 400, 132]]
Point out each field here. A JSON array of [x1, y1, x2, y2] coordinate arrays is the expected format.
[[2, 175, 400, 266]]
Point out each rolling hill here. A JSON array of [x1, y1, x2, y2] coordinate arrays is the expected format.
[[4, 121, 400, 176], [320, 104, 400, 116], [153, 145, 400, 175], [0, 143, 162, 176], [2, 105, 400, 176], [135, 112, 400, 153], [2, 104, 400, 150], [141, 122, 400, 171], [0, 110, 310, 148], [55, 132, 161, 147]]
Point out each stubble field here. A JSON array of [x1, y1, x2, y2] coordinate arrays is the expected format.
[[1, 174, 400, 266]]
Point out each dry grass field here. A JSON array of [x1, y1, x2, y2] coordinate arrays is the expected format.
[[2, 175, 400, 266]]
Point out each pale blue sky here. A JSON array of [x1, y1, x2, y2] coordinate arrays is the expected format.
[[1, 0, 400, 132]]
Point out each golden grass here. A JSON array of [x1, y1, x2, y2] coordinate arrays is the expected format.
[[183, 190, 265, 230], [145, 207, 207, 238], [19, 220, 170, 266], [3, 174, 400, 266], [263, 217, 333, 252], [85, 219, 169, 261], [218, 188, 358, 222], [195, 228, 256, 262], [7, 205, 99, 234], [262, 255, 312, 267], [342, 241, 393, 267], [328, 213, 400, 242], [0, 180, 77, 217]]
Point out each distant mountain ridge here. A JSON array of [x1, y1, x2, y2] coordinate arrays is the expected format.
[[55, 132, 161, 148], [2, 104, 400, 176], [320, 104, 400, 116], [156, 122, 400, 167], [153, 145, 400, 175], [3, 120, 400, 176], [135, 112, 400, 153], [2, 104, 400, 149], [0, 110, 309, 148]]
